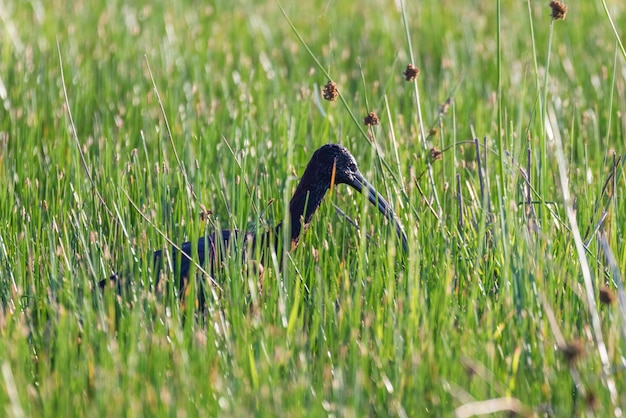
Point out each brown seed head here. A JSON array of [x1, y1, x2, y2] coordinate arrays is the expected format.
[[403, 64, 420, 81], [549, 1, 567, 20], [199, 204, 212, 222], [463, 362, 477, 378], [559, 339, 585, 364], [439, 97, 452, 115], [322, 81, 339, 101], [585, 391, 598, 412], [429, 147, 443, 161], [364, 112, 380, 126], [599, 285, 616, 306]]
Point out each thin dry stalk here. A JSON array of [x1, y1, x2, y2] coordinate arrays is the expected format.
[[583, 153, 622, 244], [57, 40, 114, 220], [596, 233, 626, 342], [145, 57, 198, 203], [456, 174, 463, 230], [548, 104, 618, 406], [455, 397, 530, 418], [473, 137, 489, 211]]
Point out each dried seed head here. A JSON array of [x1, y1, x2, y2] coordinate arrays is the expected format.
[[199, 204, 212, 222], [429, 127, 439, 137], [322, 81, 339, 101], [549, 1, 567, 20], [559, 339, 585, 364], [439, 97, 452, 115], [463, 362, 477, 378], [599, 286, 616, 306], [429, 147, 443, 161], [403, 64, 420, 81], [364, 112, 380, 126], [585, 391, 598, 412]]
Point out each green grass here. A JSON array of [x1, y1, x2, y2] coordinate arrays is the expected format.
[[1, 0, 626, 416]]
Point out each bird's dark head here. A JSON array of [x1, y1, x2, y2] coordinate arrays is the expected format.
[[307, 144, 361, 187], [294, 143, 408, 252]]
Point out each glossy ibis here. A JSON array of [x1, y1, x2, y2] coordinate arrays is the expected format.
[[108, 144, 407, 295]]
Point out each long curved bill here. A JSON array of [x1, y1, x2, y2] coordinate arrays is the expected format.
[[350, 172, 409, 253]]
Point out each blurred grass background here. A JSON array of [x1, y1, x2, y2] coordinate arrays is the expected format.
[[1, 0, 625, 416]]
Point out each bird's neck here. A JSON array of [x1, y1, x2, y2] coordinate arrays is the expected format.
[[277, 181, 329, 247]]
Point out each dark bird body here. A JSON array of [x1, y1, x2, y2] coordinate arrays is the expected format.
[[110, 144, 407, 293]]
